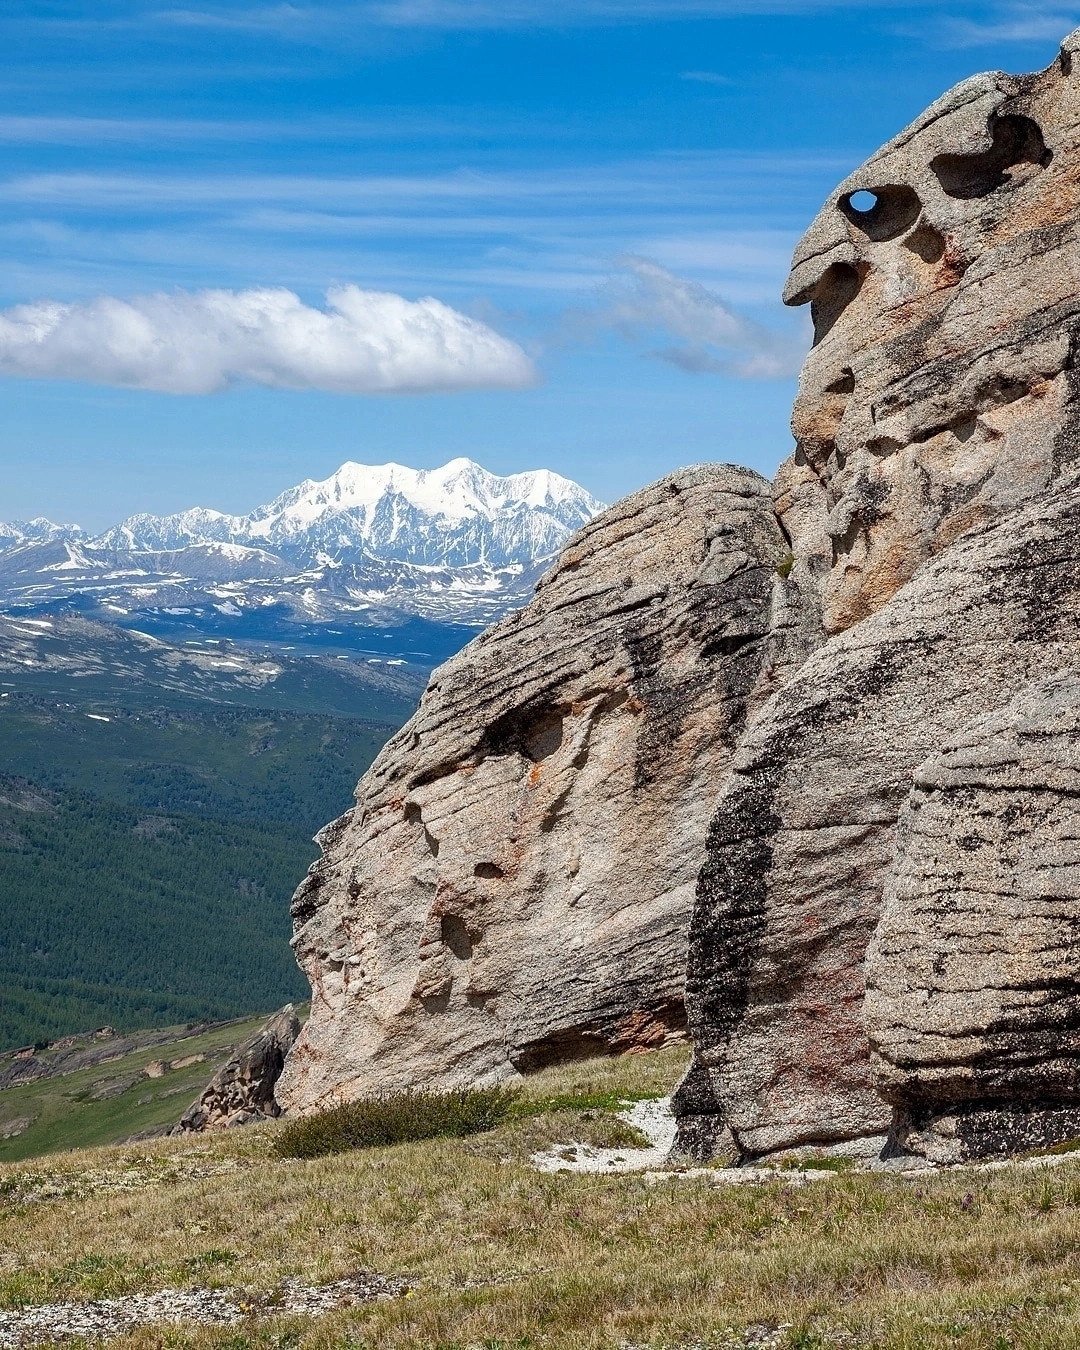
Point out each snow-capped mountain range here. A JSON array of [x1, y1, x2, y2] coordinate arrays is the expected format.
[[0, 460, 605, 662]]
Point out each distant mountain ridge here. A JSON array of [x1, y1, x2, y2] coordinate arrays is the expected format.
[[0, 459, 606, 657], [90, 459, 600, 568]]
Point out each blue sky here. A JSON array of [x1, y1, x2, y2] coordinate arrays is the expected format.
[[1, 0, 1077, 527]]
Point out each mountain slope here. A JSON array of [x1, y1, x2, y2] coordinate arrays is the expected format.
[[0, 619, 426, 1049], [96, 459, 601, 569]]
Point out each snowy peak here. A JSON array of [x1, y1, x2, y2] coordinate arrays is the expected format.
[[95, 458, 605, 570], [0, 518, 84, 550]]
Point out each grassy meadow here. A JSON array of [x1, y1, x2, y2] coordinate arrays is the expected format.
[[3, 1045, 1080, 1349], [0, 1014, 283, 1165]]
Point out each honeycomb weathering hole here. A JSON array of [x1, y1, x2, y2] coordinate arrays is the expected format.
[[840, 183, 922, 241], [931, 114, 1051, 199]]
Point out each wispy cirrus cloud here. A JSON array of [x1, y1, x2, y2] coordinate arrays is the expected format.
[[918, 4, 1080, 46], [0, 285, 535, 395], [576, 257, 805, 378], [139, 0, 941, 34], [680, 70, 733, 85]]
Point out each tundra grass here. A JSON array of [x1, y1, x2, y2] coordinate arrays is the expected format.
[[3, 1046, 1080, 1348]]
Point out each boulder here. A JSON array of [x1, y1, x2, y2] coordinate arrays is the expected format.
[[175, 1006, 299, 1132], [866, 670, 1080, 1163], [276, 466, 791, 1113]]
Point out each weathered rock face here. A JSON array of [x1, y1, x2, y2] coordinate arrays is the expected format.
[[277, 466, 790, 1113], [675, 476, 1080, 1161], [175, 1006, 299, 1132], [865, 671, 1080, 1163], [777, 32, 1080, 637], [675, 29, 1080, 1164]]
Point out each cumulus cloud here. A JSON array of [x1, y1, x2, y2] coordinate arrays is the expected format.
[[585, 256, 805, 378], [0, 284, 535, 395]]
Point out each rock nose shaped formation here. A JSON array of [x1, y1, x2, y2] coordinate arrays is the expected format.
[[276, 465, 790, 1112], [777, 37, 1080, 636], [675, 31, 1080, 1165]]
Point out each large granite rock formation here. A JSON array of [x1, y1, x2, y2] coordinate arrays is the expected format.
[[777, 32, 1080, 637], [282, 32, 1080, 1163], [277, 466, 790, 1112], [866, 670, 1080, 1163], [674, 32, 1080, 1163], [675, 475, 1080, 1161]]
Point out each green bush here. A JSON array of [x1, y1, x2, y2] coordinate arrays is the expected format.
[[274, 1085, 520, 1159]]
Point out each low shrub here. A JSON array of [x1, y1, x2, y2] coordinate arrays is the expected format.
[[273, 1085, 520, 1159]]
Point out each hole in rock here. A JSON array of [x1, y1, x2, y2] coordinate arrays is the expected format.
[[932, 114, 1051, 199], [511, 1025, 610, 1074], [905, 222, 947, 264], [840, 183, 922, 241], [404, 802, 422, 823], [474, 861, 505, 879], [440, 914, 473, 960], [700, 631, 759, 660], [486, 705, 566, 763], [810, 262, 864, 344], [825, 367, 856, 395]]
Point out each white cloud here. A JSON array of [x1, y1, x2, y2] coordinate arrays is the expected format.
[[583, 257, 805, 379], [680, 70, 733, 85], [140, 0, 939, 33], [0, 284, 535, 395], [938, 11, 1080, 45]]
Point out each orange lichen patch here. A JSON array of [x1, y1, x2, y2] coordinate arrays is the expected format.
[[527, 764, 543, 788]]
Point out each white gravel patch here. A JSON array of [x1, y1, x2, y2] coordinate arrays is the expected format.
[[0, 1274, 407, 1347], [531, 1096, 677, 1173]]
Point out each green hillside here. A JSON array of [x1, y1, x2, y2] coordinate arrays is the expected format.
[[0, 632, 426, 1049], [0, 1013, 287, 1163]]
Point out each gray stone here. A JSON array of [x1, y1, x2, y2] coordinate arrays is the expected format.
[[675, 29, 1080, 1164], [175, 1005, 299, 1133], [866, 671, 1080, 1163], [277, 465, 790, 1113]]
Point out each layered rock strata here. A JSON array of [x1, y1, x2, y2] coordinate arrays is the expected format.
[[675, 475, 1080, 1161], [276, 466, 790, 1112], [866, 671, 1080, 1163], [675, 32, 1080, 1164]]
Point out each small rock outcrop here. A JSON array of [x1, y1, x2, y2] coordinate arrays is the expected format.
[[175, 1006, 299, 1132], [277, 466, 790, 1112], [866, 670, 1080, 1163]]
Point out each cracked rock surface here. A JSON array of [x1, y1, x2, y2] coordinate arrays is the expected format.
[[676, 30, 1080, 1166], [277, 465, 790, 1111], [866, 670, 1080, 1163]]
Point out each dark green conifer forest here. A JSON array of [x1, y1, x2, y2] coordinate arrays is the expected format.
[[0, 656, 423, 1048]]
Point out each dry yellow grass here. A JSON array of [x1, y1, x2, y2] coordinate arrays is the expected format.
[[3, 1047, 1080, 1349]]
